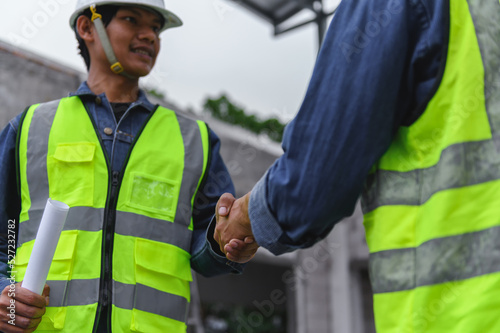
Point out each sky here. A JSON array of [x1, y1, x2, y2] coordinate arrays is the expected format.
[[0, 0, 338, 122]]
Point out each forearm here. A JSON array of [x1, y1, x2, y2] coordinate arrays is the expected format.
[[190, 128, 244, 275]]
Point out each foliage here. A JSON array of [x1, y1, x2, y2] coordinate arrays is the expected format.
[[144, 88, 165, 100], [203, 95, 286, 142]]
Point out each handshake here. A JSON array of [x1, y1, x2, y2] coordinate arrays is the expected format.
[[213, 192, 260, 263]]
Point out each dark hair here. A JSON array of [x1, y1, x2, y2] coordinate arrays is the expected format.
[[74, 5, 120, 70]]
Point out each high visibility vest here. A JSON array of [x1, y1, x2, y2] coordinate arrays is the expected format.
[[15, 96, 209, 333], [361, 1, 500, 332]]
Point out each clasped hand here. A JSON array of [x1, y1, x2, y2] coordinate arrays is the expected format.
[[214, 192, 259, 263], [0, 283, 49, 333]]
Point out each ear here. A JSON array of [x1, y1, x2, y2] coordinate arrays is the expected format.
[[76, 15, 95, 43]]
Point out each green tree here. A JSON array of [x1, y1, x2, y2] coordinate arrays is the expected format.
[[203, 95, 286, 142]]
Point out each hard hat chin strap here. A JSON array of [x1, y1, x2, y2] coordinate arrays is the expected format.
[[90, 5, 135, 79]]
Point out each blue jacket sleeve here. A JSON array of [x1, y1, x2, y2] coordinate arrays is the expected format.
[[248, 0, 447, 254], [190, 128, 244, 276], [0, 114, 22, 291]]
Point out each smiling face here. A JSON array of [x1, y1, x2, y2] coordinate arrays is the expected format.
[[104, 6, 163, 77]]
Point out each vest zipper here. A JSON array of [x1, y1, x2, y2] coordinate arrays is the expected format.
[[81, 99, 158, 333], [95, 168, 123, 333], [83, 114, 114, 333], [81, 98, 118, 333], [100, 170, 121, 330]]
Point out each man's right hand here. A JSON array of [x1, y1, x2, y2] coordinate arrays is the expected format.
[[0, 282, 49, 333], [214, 192, 259, 263]]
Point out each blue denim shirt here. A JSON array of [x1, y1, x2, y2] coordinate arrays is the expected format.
[[0, 82, 242, 291], [248, 0, 448, 254]]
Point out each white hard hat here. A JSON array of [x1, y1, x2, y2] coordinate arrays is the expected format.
[[69, 0, 182, 32]]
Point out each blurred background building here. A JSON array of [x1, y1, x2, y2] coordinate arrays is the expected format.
[[1, 30, 374, 333]]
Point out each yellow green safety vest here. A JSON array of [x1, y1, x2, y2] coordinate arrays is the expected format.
[[15, 96, 209, 332], [361, 0, 500, 332]]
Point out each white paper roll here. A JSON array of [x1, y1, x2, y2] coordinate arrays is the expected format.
[[21, 198, 69, 295]]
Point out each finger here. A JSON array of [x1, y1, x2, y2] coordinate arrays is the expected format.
[[216, 193, 235, 219], [213, 228, 224, 254], [14, 285, 47, 309], [226, 251, 256, 263], [218, 206, 228, 216], [42, 284, 50, 298], [25, 316, 43, 330], [217, 232, 227, 255], [7, 300, 46, 320], [225, 244, 235, 253], [0, 310, 43, 330], [225, 242, 259, 259], [244, 237, 255, 244], [213, 218, 226, 254], [42, 284, 50, 306], [226, 252, 240, 262], [226, 239, 245, 250], [0, 321, 26, 333]]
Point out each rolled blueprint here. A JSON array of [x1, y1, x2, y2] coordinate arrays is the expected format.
[[21, 198, 69, 295]]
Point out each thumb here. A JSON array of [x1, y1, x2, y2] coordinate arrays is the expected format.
[[216, 192, 235, 218], [43, 283, 50, 306]]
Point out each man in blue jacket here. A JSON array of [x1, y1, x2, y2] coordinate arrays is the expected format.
[[0, 1, 241, 332], [215, 0, 500, 332]]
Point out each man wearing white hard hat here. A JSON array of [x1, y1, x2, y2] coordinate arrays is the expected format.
[[0, 1, 242, 332]]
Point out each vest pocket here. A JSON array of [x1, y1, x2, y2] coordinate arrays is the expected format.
[[37, 308, 67, 331], [130, 308, 187, 333], [134, 238, 192, 288], [48, 143, 96, 207], [46, 231, 78, 279], [127, 172, 180, 221], [130, 238, 192, 332], [15, 231, 78, 330], [39, 231, 78, 330]]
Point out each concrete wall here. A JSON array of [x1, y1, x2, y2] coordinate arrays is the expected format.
[[293, 207, 376, 333], [0, 40, 82, 129]]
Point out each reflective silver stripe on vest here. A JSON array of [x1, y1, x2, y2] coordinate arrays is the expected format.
[[20, 101, 60, 243], [18, 207, 104, 247], [362, 0, 500, 213], [46, 279, 100, 307], [370, 225, 500, 294], [174, 114, 206, 227], [468, 0, 500, 134], [115, 211, 192, 252], [112, 281, 188, 323], [362, 137, 500, 212]]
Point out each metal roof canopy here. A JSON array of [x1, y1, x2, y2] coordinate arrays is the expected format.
[[228, 0, 338, 47]]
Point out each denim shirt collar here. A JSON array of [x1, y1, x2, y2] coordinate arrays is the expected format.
[[69, 81, 156, 112]]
